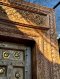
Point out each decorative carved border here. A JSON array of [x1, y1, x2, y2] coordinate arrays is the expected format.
[[0, 18, 49, 30], [0, 1, 50, 30]]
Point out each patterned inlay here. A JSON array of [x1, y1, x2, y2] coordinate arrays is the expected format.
[[2, 50, 24, 61]]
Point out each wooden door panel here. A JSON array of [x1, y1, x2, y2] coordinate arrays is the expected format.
[[13, 67, 24, 79], [0, 42, 31, 79], [0, 77, 7, 79]]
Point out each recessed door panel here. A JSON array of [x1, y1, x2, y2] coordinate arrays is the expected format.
[[13, 67, 24, 79]]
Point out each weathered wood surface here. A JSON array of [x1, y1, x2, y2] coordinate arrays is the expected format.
[[0, 42, 31, 79], [0, 0, 60, 79]]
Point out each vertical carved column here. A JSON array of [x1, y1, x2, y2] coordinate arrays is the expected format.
[[50, 10, 59, 79]]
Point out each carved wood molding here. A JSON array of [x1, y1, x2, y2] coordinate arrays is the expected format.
[[0, 1, 50, 30], [0, 2, 49, 15], [0, 18, 50, 30]]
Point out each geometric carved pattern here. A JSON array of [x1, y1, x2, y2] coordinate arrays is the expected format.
[[0, 4, 48, 27]]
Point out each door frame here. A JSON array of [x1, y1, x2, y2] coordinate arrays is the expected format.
[[0, 35, 37, 79]]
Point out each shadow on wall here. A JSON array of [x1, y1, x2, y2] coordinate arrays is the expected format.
[[0, 4, 28, 36], [0, 1, 60, 79]]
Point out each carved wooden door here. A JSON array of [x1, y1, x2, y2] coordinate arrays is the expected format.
[[0, 42, 31, 79]]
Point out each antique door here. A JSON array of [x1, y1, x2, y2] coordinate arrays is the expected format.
[[0, 42, 31, 79]]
